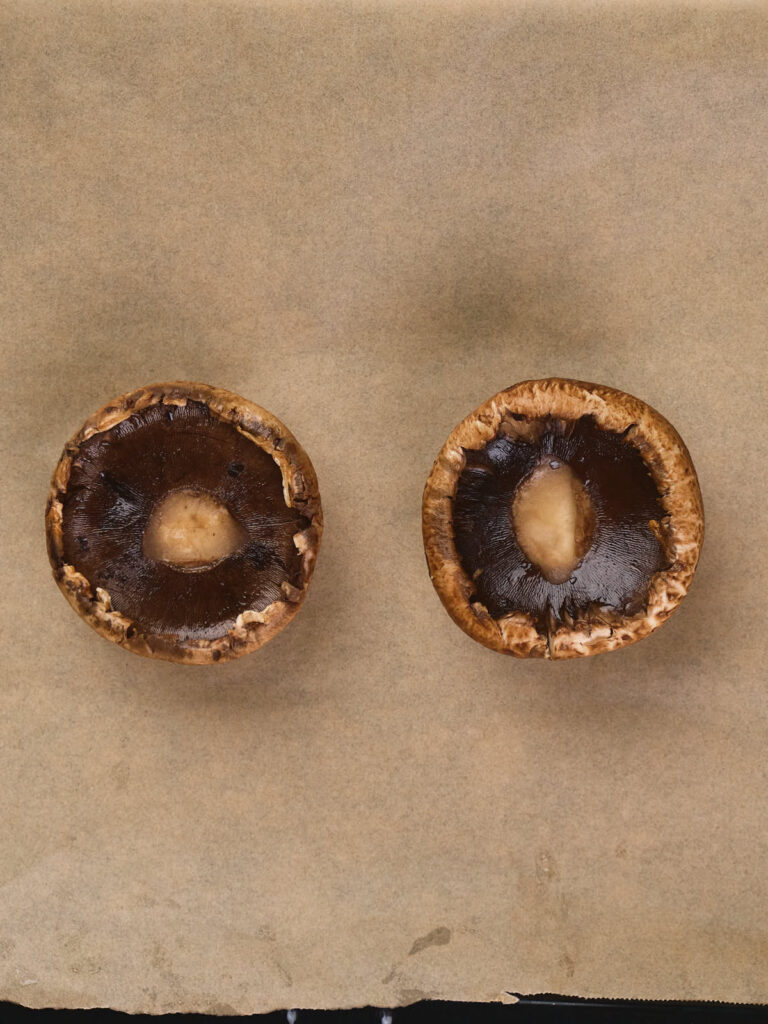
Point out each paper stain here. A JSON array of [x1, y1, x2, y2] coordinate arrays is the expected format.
[[408, 926, 452, 957], [69, 956, 104, 976], [255, 924, 277, 943], [382, 926, 452, 987], [398, 988, 428, 1003], [535, 849, 559, 884], [559, 953, 576, 978], [151, 943, 171, 970], [146, 942, 183, 996], [272, 958, 293, 987], [109, 760, 130, 790]]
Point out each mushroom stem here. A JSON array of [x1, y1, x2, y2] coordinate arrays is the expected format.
[[510, 461, 594, 584], [142, 488, 247, 570]]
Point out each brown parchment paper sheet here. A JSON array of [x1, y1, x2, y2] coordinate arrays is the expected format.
[[1, 0, 767, 1013]]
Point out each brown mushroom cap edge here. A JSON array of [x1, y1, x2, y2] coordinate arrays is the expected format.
[[45, 381, 323, 665], [422, 378, 704, 659]]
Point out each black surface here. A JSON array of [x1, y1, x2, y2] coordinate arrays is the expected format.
[[1, 998, 766, 1022]]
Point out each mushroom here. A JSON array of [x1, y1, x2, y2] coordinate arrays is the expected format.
[[45, 382, 323, 664], [422, 378, 704, 659]]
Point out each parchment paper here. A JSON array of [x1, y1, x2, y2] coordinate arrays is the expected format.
[[2, 0, 767, 1013]]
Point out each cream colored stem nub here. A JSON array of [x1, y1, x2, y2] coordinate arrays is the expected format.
[[142, 489, 247, 570], [511, 461, 594, 584]]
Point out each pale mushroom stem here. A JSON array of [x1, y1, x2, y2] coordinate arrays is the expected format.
[[142, 489, 247, 570], [510, 461, 595, 584]]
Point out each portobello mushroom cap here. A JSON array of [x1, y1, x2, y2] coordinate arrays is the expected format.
[[422, 378, 703, 659], [46, 381, 322, 664]]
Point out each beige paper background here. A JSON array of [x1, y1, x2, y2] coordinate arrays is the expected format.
[[2, 0, 767, 1013]]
